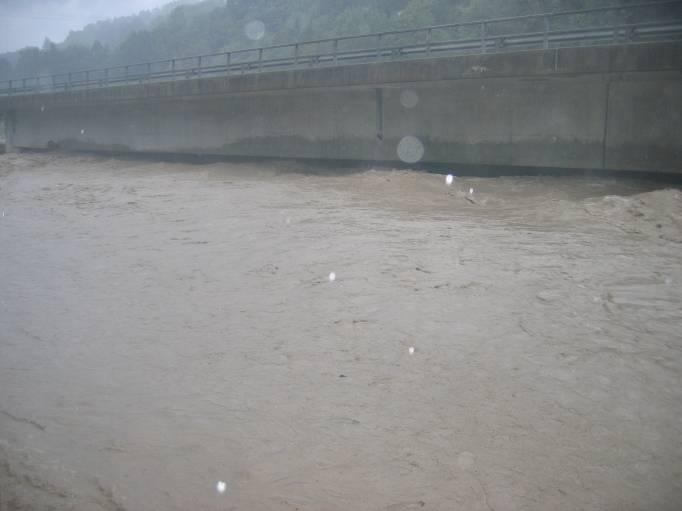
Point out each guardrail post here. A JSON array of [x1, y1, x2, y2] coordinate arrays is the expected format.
[[294, 44, 299, 65], [125, 66, 129, 83], [377, 33, 383, 60], [104, 68, 109, 86], [627, 26, 636, 42], [333, 39, 338, 64], [543, 15, 550, 49], [426, 28, 432, 56], [22, 78, 26, 92], [51, 75, 55, 91], [171, 59, 176, 80], [197, 56, 202, 77], [258, 48, 263, 71], [481, 22, 487, 54], [8, 80, 12, 96], [85, 70, 90, 87], [147, 62, 152, 81], [225, 53, 230, 76]]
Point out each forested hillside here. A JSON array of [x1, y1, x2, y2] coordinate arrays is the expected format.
[[0, 0, 667, 81]]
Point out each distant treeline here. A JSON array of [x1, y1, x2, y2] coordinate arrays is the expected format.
[[0, 0, 671, 81]]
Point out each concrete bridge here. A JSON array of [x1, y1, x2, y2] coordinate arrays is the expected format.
[[1, 2, 681, 174]]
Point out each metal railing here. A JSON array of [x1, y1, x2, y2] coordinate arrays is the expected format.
[[1, 0, 681, 97]]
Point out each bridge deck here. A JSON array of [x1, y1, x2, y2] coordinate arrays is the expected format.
[[1, 0, 681, 97]]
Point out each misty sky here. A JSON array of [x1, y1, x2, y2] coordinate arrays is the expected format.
[[0, 0, 171, 53]]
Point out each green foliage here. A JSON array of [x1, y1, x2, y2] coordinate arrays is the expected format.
[[0, 0, 667, 80]]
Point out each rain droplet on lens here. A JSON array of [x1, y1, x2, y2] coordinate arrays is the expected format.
[[216, 481, 227, 494], [397, 136, 424, 164], [245, 20, 265, 41], [80, 129, 85, 135], [446, 174, 454, 186], [469, 188, 474, 195], [329, 272, 336, 282], [408, 346, 415, 355], [400, 89, 419, 109]]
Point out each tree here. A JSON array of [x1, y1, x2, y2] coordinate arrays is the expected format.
[[0, 58, 12, 81], [2, 0, 658, 79]]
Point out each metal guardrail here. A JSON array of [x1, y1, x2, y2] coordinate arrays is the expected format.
[[1, 0, 681, 96]]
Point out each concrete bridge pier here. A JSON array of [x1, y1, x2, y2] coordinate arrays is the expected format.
[[1, 41, 680, 174], [1, 112, 16, 153]]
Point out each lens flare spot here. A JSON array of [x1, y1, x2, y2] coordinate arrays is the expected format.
[[397, 136, 424, 164], [400, 89, 419, 109], [457, 452, 476, 470], [245, 20, 266, 41]]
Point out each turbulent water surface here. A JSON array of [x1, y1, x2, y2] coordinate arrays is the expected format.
[[1, 153, 681, 510]]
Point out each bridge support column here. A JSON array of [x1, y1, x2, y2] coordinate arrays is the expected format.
[[3, 111, 17, 153]]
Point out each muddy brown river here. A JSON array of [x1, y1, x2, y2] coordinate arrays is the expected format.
[[1, 153, 681, 510]]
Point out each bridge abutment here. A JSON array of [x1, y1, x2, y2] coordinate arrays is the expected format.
[[1, 42, 680, 174], [1, 112, 17, 153]]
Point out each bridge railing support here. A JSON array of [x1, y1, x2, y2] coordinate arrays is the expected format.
[[1, 0, 681, 97], [481, 22, 487, 53]]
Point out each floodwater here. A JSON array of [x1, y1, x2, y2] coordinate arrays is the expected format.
[[1, 153, 681, 510]]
